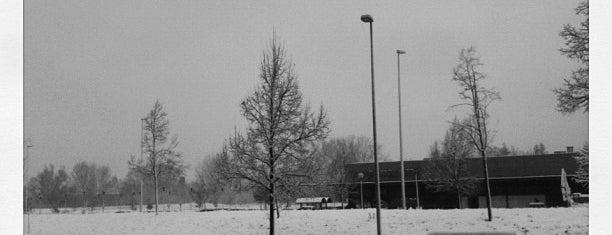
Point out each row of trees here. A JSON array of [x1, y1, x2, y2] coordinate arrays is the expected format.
[[189, 135, 384, 208], [26, 100, 190, 214], [25, 160, 191, 213], [25, 162, 119, 212], [486, 142, 548, 157], [24, 92, 380, 220]]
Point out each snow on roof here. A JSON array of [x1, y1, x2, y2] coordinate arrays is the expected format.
[[296, 197, 332, 203]]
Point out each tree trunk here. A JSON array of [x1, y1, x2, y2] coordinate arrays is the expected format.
[[456, 187, 462, 209], [275, 198, 280, 218], [154, 174, 159, 215], [481, 149, 493, 221], [269, 186, 274, 235], [269, 162, 275, 235]]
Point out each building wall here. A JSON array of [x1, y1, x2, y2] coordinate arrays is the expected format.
[[347, 176, 587, 209], [345, 154, 587, 209]]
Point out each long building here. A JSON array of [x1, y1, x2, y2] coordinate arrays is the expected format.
[[345, 151, 587, 209]]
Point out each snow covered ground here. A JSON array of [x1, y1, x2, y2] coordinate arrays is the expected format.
[[24, 206, 588, 234]]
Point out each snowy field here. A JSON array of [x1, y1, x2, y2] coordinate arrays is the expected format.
[[24, 206, 588, 234]]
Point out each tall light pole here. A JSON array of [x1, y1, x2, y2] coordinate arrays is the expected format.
[[140, 118, 145, 212], [361, 14, 382, 235], [25, 142, 33, 234], [396, 49, 407, 210]]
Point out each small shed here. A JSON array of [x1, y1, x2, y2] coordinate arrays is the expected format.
[[296, 197, 332, 210]]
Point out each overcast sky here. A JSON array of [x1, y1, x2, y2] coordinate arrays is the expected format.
[[24, 0, 588, 180]]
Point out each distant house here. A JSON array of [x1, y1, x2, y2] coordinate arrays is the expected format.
[[345, 151, 587, 209], [296, 197, 332, 210]]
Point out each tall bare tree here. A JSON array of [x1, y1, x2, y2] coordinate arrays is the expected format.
[[424, 120, 478, 209], [225, 34, 329, 235], [451, 47, 500, 221], [129, 100, 185, 215], [554, 1, 589, 113]]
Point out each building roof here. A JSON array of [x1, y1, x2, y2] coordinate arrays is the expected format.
[[346, 153, 581, 183]]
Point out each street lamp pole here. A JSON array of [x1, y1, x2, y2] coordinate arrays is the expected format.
[[361, 14, 382, 235], [358, 172, 365, 209], [140, 118, 145, 212], [396, 49, 407, 210]]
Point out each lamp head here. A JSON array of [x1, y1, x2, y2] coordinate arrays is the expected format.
[[396, 50, 406, 54], [360, 14, 373, 23]]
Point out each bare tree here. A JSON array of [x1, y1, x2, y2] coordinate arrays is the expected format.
[[225, 34, 329, 235], [424, 120, 478, 209], [554, 1, 589, 113], [71, 161, 97, 208], [486, 144, 510, 157], [32, 165, 70, 212], [129, 100, 185, 215], [95, 166, 112, 193], [533, 142, 548, 155], [451, 47, 500, 221], [119, 170, 140, 210], [95, 165, 112, 211], [192, 152, 227, 209], [316, 136, 381, 208]]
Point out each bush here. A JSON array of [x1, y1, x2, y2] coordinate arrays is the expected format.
[[146, 203, 153, 210]]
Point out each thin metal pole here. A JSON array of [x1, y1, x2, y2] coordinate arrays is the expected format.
[[367, 21, 382, 235], [360, 180, 364, 209], [397, 51, 406, 210], [140, 118, 144, 212], [415, 172, 420, 208]]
